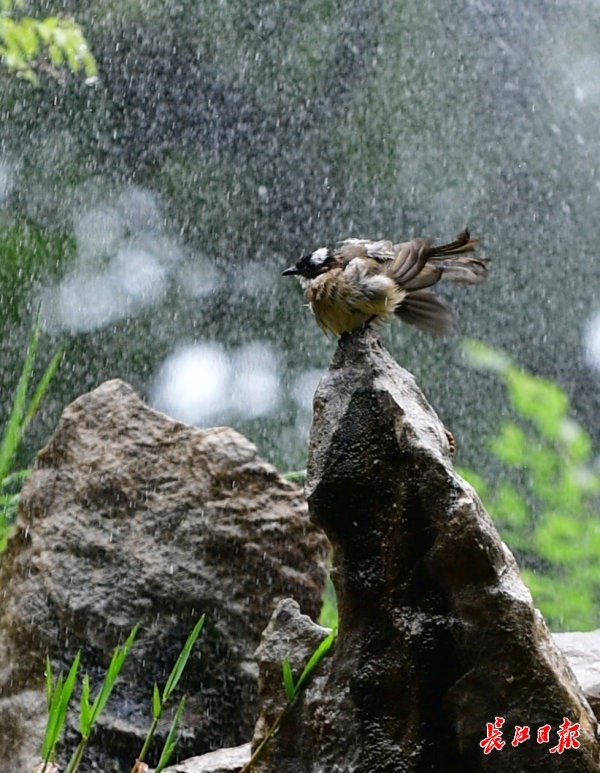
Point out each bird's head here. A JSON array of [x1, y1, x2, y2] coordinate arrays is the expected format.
[[282, 247, 337, 279]]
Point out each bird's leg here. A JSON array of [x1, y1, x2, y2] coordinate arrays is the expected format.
[[361, 315, 377, 331]]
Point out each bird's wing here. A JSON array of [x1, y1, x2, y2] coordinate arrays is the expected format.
[[388, 234, 488, 287], [426, 255, 489, 284], [386, 238, 433, 285], [395, 289, 454, 335], [338, 232, 488, 288], [337, 239, 395, 264]]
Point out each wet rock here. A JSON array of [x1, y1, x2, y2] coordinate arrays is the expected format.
[[252, 598, 333, 766], [553, 630, 600, 721], [157, 741, 251, 772], [0, 379, 329, 772], [249, 328, 600, 771]]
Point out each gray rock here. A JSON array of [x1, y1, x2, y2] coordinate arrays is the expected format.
[[0, 379, 329, 772], [248, 329, 600, 771], [156, 742, 251, 772], [554, 630, 600, 720]]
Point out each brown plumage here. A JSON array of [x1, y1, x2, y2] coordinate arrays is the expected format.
[[282, 230, 488, 337]]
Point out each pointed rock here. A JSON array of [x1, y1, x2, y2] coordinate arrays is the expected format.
[[250, 329, 600, 771]]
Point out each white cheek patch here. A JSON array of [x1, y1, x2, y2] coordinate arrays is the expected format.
[[309, 247, 329, 267]]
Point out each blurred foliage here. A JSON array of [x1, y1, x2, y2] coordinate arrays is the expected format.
[[0, 0, 96, 84], [0, 316, 62, 552], [0, 219, 75, 308], [460, 340, 600, 631], [318, 574, 338, 630]]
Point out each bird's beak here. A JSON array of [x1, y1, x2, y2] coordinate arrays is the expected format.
[[282, 265, 299, 276]]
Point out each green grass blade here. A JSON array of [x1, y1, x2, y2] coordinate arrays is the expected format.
[[79, 674, 92, 737], [136, 716, 159, 767], [152, 682, 161, 719], [239, 630, 337, 773], [294, 629, 336, 694], [22, 346, 64, 430], [283, 470, 306, 484], [281, 658, 296, 701], [41, 672, 65, 761], [0, 493, 20, 548], [45, 656, 53, 712], [60, 652, 81, 720], [89, 624, 138, 726], [0, 468, 30, 489], [0, 316, 40, 482], [154, 696, 186, 773], [0, 493, 18, 505], [41, 651, 81, 762], [162, 614, 205, 703]]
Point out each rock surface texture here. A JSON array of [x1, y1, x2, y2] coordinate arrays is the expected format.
[[157, 742, 251, 772], [249, 329, 600, 772], [553, 630, 600, 721], [0, 379, 329, 772]]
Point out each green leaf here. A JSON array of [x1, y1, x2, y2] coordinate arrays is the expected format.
[[36, 16, 59, 43], [522, 568, 596, 631], [17, 65, 38, 84], [239, 630, 337, 773], [0, 314, 41, 483], [79, 674, 92, 737], [154, 696, 187, 773], [51, 25, 67, 48], [41, 672, 64, 761], [318, 575, 338, 630], [0, 316, 61, 530], [504, 367, 569, 439], [1, 11, 97, 82], [488, 422, 528, 466], [48, 41, 64, 66], [463, 339, 600, 631], [152, 682, 161, 719], [281, 658, 296, 701], [162, 614, 205, 703], [294, 628, 336, 694], [22, 346, 63, 430], [0, 468, 29, 488], [559, 418, 592, 463], [461, 339, 510, 373], [88, 624, 139, 729], [534, 512, 591, 565], [45, 655, 53, 712], [138, 615, 205, 765], [41, 651, 81, 762], [0, 491, 20, 544], [12, 18, 38, 59], [491, 482, 529, 530], [283, 470, 306, 484]]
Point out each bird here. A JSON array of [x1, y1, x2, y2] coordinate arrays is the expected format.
[[282, 230, 488, 338]]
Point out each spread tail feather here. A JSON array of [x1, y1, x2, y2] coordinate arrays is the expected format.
[[429, 229, 478, 256], [394, 289, 454, 335], [389, 230, 488, 289], [427, 255, 489, 285], [426, 229, 488, 284]]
